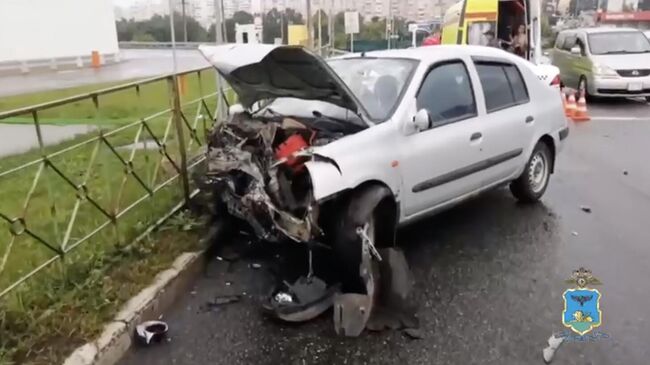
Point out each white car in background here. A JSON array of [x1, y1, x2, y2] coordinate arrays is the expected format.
[[198, 44, 568, 328]]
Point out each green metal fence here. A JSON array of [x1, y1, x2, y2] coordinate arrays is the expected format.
[[0, 67, 221, 299]]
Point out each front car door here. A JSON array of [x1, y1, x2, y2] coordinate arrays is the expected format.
[[399, 58, 485, 217]]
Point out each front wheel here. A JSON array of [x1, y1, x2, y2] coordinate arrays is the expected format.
[[510, 143, 552, 203]]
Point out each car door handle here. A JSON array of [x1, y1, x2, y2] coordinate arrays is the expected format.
[[525, 116, 534, 124], [470, 132, 482, 141]]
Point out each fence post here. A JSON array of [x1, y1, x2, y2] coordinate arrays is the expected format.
[[168, 75, 191, 203]]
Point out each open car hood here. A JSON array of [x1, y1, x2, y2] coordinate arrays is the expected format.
[[199, 44, 368, 122]]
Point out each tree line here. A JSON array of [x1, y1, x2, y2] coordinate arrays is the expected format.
[[116, 9, 412, 46]]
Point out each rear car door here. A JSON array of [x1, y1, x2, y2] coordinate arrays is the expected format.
[[471, 60, 533, 184], [400, 59, 484, 217]]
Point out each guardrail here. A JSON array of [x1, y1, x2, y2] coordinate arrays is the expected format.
[[0, 67, 222, 298], [119, 41, 205, 49]]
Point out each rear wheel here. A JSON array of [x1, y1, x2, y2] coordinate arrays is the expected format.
[[510, 142, 552, 203]]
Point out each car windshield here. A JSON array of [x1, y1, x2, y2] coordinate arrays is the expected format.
[[327, 58, 418, 122], [588, 32, 650, 55]]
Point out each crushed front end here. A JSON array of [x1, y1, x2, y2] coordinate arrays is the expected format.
[[203, 111, 341, 244]]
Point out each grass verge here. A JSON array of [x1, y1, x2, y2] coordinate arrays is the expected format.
[[0, 70, 217, 125], [0, 71, 221, 364], [0, 212, 205, 365]]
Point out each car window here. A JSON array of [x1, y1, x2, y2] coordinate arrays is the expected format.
[[576, 38, 586, 56], [327, 58, 418, 122], [475, 63, 529, 112], [416, 61, 477, 127], [587, 31, 650, 55], [503, 65, 529, 104], [562, 35, 577, 51]]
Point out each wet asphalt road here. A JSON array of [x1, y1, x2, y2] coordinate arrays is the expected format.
[[120, 100, 650, 365], [0, 49, 209, 97]]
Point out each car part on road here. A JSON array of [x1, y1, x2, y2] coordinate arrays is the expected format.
[[264, 275, 341, 322], [580, 205, 592, 213], [134, 320, 169, 346], [206, 295, 242, 310], [366, 248, 419, 332], [333, 240, 376, 337], [402, 327, 424, 340], [510, 142, 552, 203], [542, 332, 565, 363]]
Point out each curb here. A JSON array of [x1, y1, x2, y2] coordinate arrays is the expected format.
[[62, 250, 205, 365]]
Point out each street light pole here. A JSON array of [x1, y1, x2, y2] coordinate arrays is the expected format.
[[306, 0, 313, 49], [181, 0, 188, 42], [213, 0, 226, 120], [318, 8, 322, 54]]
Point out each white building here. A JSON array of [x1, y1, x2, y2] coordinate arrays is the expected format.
[[0, 0, 119, 68]]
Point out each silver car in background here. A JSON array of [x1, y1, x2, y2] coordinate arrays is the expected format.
[[551, 27, 650, 101]]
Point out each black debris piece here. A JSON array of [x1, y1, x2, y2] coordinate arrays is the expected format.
[[264, 276, 340, 322], [209, 295, 241, 307], [134, 320, 169, 346], [402, 327, 425, 340], [580, 205, 592, 213]]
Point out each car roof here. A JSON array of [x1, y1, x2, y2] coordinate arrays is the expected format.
[[329, 45, 523, 64], [561, 27, 642, 35]]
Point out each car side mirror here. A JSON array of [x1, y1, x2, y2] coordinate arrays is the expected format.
[[413, 109, 431, 132], [570, 46, 581, 55]]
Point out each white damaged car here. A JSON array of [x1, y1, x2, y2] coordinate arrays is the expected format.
[[198, 44, 568, 333]]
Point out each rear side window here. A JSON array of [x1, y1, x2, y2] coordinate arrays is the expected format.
[[475, 63, 529, 112], [562, 35, 577, 51]]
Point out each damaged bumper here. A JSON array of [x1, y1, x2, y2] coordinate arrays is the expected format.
[[203, 114, 332, 243]]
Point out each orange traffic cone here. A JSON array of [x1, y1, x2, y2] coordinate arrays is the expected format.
[[572, 91, 591, 122], [565, 92, 577, 119]]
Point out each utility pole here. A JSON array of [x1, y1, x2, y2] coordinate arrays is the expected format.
[[181, 0, 188, 42], [318, 8, 322, 53], [328, 0, 334, 50], [436, 0, 444, 18], [213, 0, 226, 120], [306, 0, 313, 49]]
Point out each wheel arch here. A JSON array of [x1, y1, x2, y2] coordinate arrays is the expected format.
[[320, 180, 399, 249]]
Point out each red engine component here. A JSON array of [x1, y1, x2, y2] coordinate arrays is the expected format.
[[275, 134, 309, 170]]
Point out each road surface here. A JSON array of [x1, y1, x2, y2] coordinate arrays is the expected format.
[[120, 99, 650, 365], [0, 49, 210, 98]]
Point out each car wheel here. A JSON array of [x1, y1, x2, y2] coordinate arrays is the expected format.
[[510, 142, 552, 203], [333, 185, 392, 294], [646, 96, 650, 103]]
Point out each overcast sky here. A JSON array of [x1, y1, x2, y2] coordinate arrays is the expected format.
[[113, 0, 147, 7]]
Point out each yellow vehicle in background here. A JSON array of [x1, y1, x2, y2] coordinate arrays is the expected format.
[[441, 0, 561, 87]]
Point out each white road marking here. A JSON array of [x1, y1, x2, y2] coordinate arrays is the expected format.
[[590, 116, 649, 121]]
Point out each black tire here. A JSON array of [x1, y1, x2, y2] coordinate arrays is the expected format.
[[510, 142, 552, 203], [645, 96, 650, 103]]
